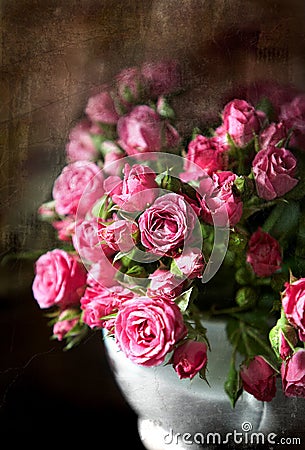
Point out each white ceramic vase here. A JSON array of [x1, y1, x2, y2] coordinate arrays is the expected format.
[[103, 319, 304, 450]]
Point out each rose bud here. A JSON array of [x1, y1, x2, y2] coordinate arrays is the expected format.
[[141, 59, 182, 98], [281, 349, 305, 398], [115, 66, 144, 106], [269, 314, 298, 360], [66, 119, 99, 163], [282, 277, 305, 342], [252, 146, 298, 201], [98, 219, 138, 253], [259, 121, 288, 150], [240, 356, 277, 402], [222, 99, 266, 147], [85, 91, 119, 124], [246, 228, 282, 277], [53, 310, 79, 341], [172, 340, 208, 380]]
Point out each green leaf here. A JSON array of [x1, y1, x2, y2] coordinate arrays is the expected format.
[[170, 258, 184, 278], [255, 97, 276, 122], [224, 361, 243, 408], [175, 287, 194, 313]]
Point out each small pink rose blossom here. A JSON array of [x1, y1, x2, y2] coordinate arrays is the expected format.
[[73, 218, 115, 264], [85, 91, 119, 124], [246, 228, 282, 277], [53, 311, 79, 341], [115, 296, 187, 367], [198, 171, 243, 227], [32, 249, 87, 309], [240, 356, 277, 402], [147, 269, 184, 301], [138, 192, 197, 257], [110, 163, 159, 212], [52, 161, 105, 217], [281, 349, 305, 398], [222, 99, 266, 147], [102, 141, 125, 176], [115, 66, 144, 106], [183, 135, 228, 177], [98, 219, 138, 253], [117, 105, 162, 155], [282, 278, 305, 342], [66, 119, 99, 162], [52, 217, 75, 241], [259, 121, 288, 150], [252, 146, 298, 201], [174, 247, 205, 279], [141, 60, 182, 98], [173, 340, 208, 379]]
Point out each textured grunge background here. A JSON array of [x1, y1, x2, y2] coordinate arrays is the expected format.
[[1, 1, 305, 447]]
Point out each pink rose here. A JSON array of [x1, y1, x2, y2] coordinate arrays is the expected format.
[[52, 161, 105, 217], [115, 296, 187, 366], [73, 218, 114, 264], [105, 163, 158, 212], [198, 171, 243, 227], [147, 269, 184, 301], [98, 219, 138, 253], [81, 284, 133, 331], [32, 249, 87, 309], [141, 60, 182, 98], [52, 217, 75, 241], [183, 135, 228, 177], [53, 310, 79, 341], [222, 99, 266, 147], [172, 340, 208, 379], [87, 258, 120, 289], [240, 356, 277, 402], [85, 91, 119, 124], [259, 122, 288, 150], [281, 349, 305, 398], [279, 329, 297, 360], [102, 141, 125, 176], [117, 105, 168, 155], [66, 119, 99, 162], [280, 94, 305, 148], [174, 247, 205, 279], [282, 278, 305, 341], [246, 228, 282, 277], [138, 192, 197, 257], [252, 146, 298, 201], [115, 66, 144, 106]]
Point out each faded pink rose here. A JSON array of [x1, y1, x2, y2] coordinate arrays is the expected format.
[[281, 349, 305, 398], [52, 161, 105, 217], [105, 163, 158, 212], [183, 135, 228, 177], [85, 91, 119, 124], [87, 258, 120, 289], [52, 217, 75, 241], [81, 284, 133, 331], [246, 228, 282, 277], [174, 247, 205, 279], [252, 146, 298, 201], [117, 105, 170, 155], [172, 340, 208, 379], [198, 171, 243, 227], [141, 60, 182, 98], [53, 310, 79, 341], [115, 296, 187, 366], [115, 66, 144, 106], [280, 94, 305, 148], [259, 122, 288, 150], [282, 278, 305, 341], [222, 99, 266, 147], [98, 219, 138, 253], [73, 218, 114, 264], [240, 356, 277, 402], [32, 249, 87, 309], [138, 192, 197, 257], [147, 269, 184, 301], [102, 141, 125, 176], [66, 119, 99, 162]]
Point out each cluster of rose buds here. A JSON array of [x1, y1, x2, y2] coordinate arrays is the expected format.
[[32, 61, 305, 402]]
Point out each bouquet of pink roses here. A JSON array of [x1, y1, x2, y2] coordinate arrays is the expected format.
[[32, 60, 305, 407]]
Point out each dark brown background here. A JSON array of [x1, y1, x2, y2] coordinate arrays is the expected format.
[[1, 1, 305, 447]]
